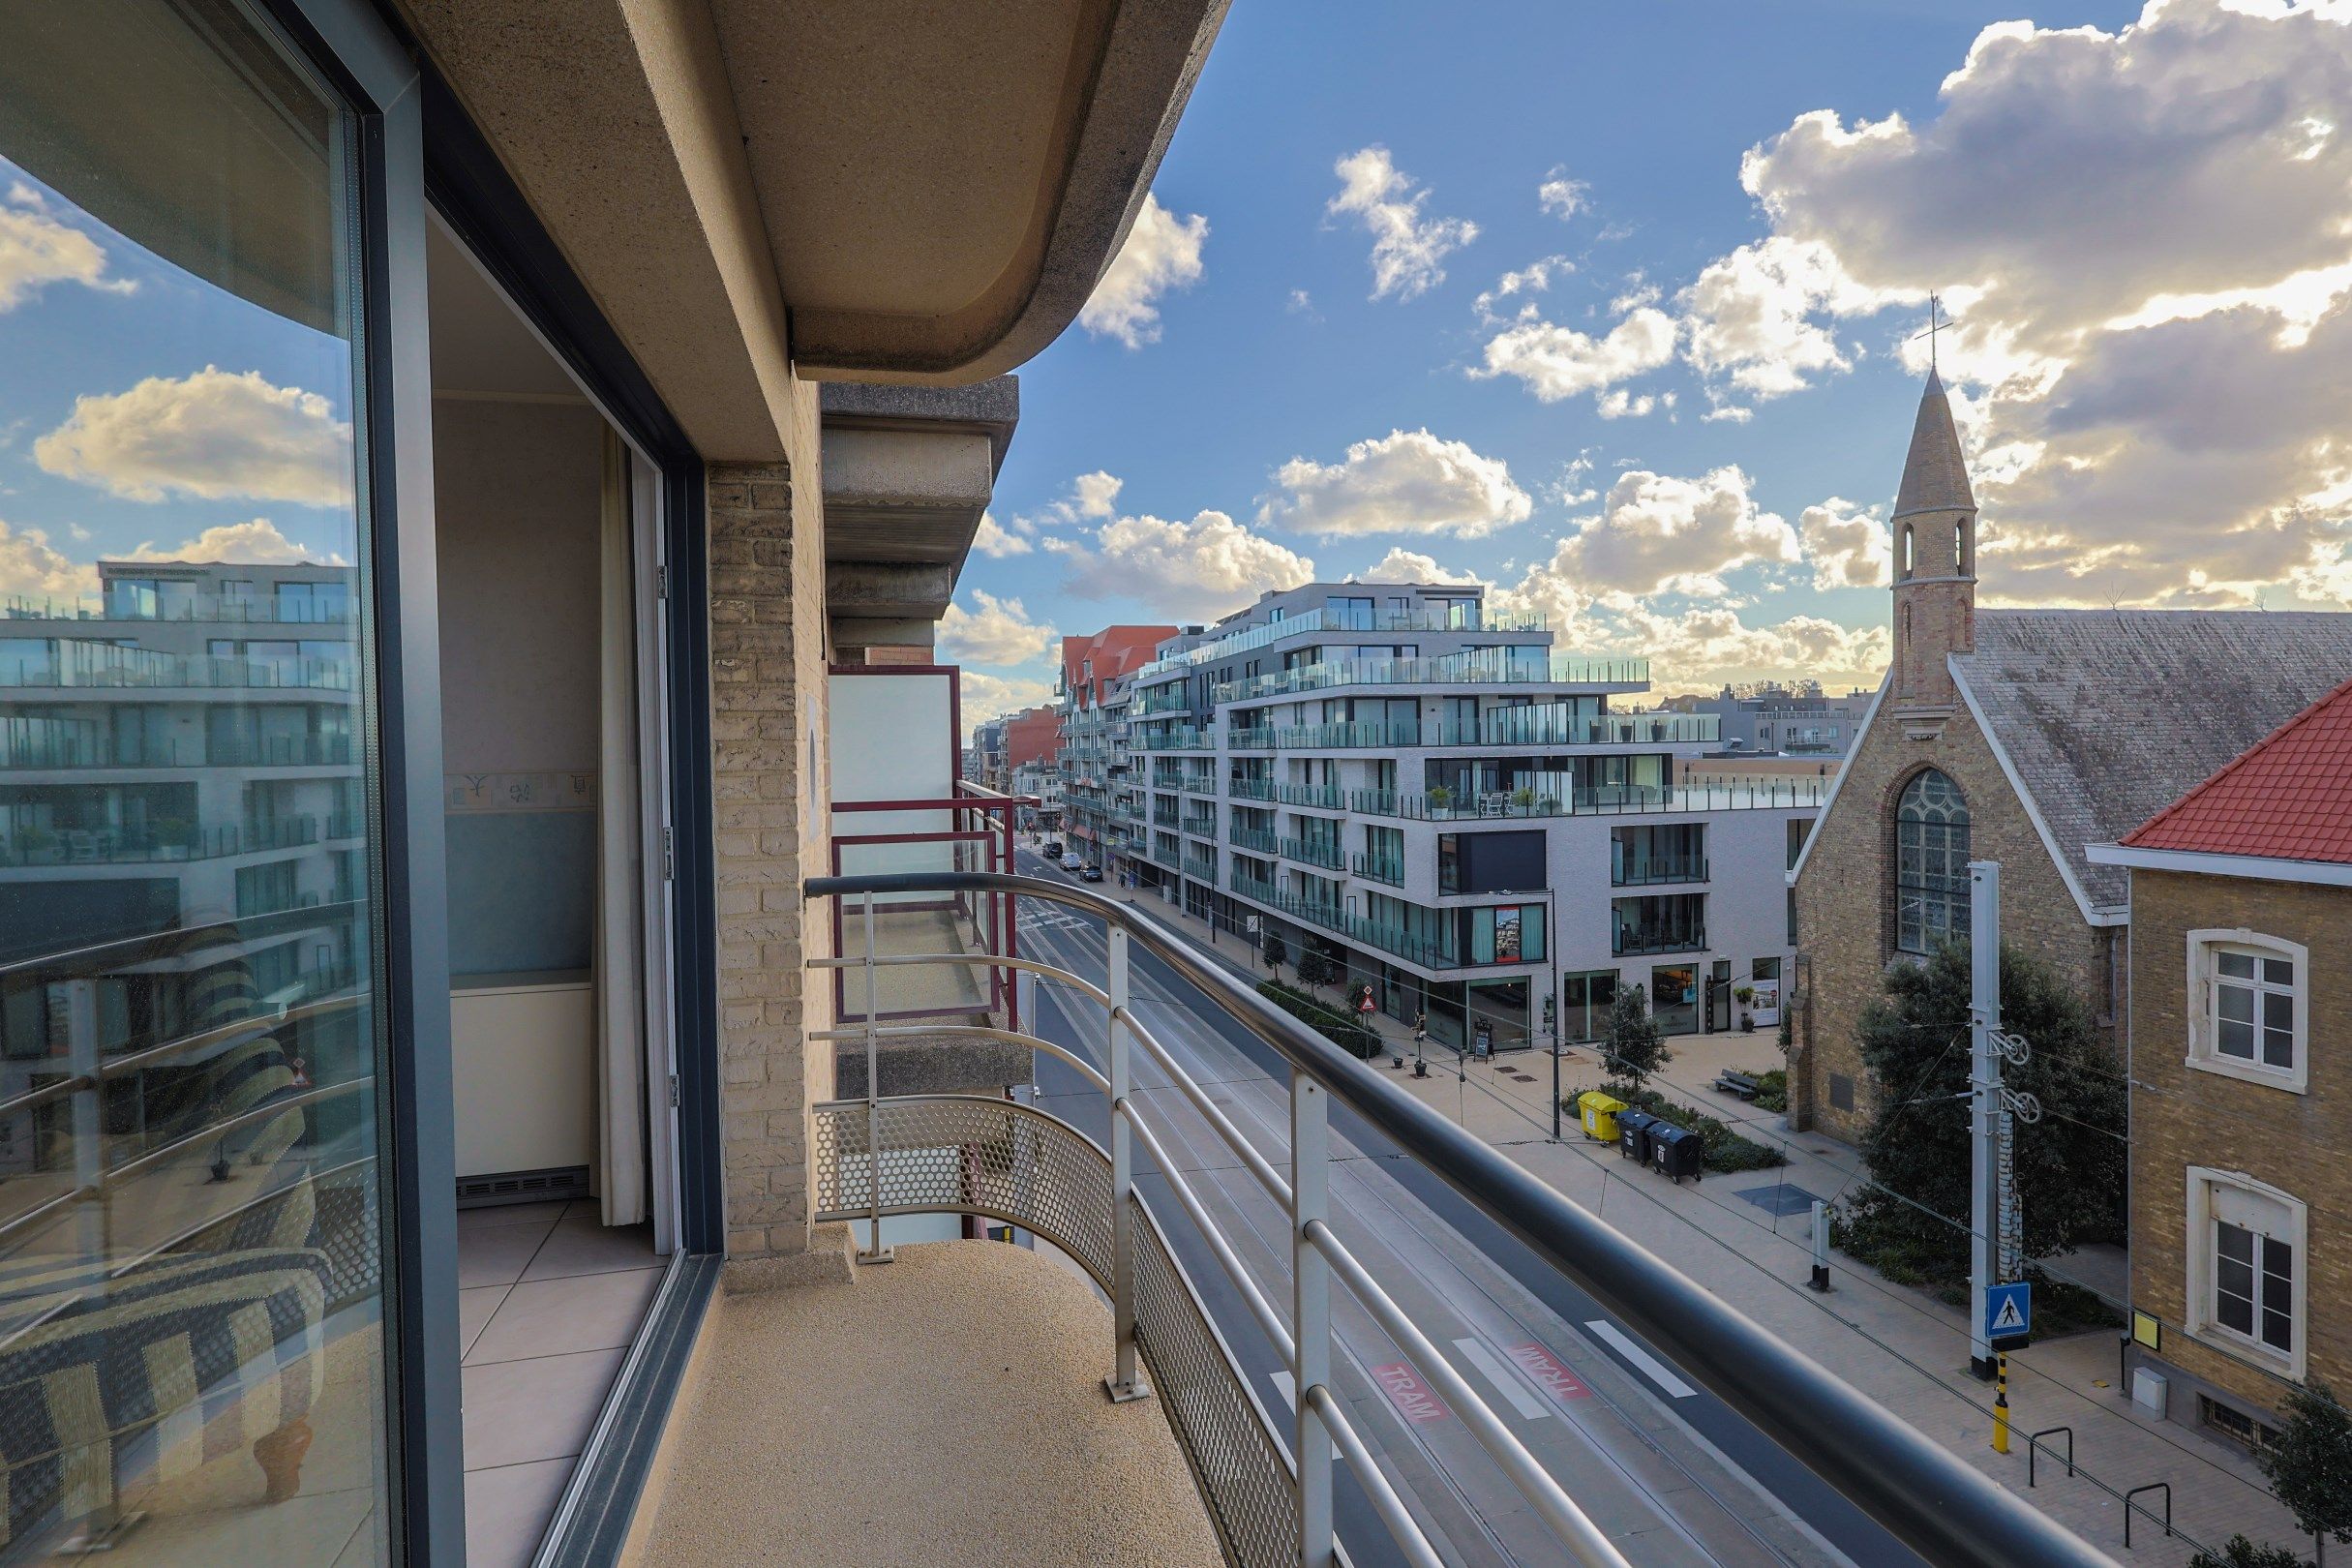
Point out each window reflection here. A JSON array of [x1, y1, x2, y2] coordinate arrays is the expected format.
[[0, 1, 390, 1562]]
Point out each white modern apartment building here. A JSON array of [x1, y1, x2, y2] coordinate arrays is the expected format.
[[1, 560, 366, 990], [1119, 582, 1822, 1052]]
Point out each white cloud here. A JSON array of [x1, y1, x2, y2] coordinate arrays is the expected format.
[[122, 518, 345, 566], [1329, 146, 1479, 302], [1677, 235, 1911, 398], [1722, 0, 2352, 605], [36, 367, 352, 507], [938, 589, 1055, 666], [1797, 497, 1891, 589], [0, 519, 98, 603], [1057, 509, 1314, 619], [1261, 429, 1531, 540], [1537, 167, 1590, 222], [0, 184, 134, 311], [1079, 193, 1208, 348], [1607, 603, 1889, 694], [972, 511, 1033, 558], [1595, 390, 1657, 420], [1353, 547, 1485, 586], [1021, 470, 1125, 530], [1549, 466, 1800, 598], [960, 672, 1057, 737], [1472, 304, 1677, 405], [1473, 256, 1573, 321]]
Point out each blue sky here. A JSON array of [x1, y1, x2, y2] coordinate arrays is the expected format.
[[0, 158, 359, 602], [949, 0, 2352, 719]]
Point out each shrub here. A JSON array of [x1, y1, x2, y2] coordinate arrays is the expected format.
[[1564, 1080, 1785, 1174], [1753, 1068, 1788, 1113], [1258, 979, 1379, 1059]]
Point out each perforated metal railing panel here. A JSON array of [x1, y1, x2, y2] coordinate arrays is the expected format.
[[809, 1096, 1295, 1568], [1129, 1189, 1300, 1568]]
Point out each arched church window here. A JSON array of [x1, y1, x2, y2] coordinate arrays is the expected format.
[[1895, 769, 1970, 954]]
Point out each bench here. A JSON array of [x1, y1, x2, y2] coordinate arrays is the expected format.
[[1711, 1070, 1761, 1101]]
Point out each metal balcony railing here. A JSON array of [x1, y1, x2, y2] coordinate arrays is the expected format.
[[1350, 852, 1403, 887], [1349, 781, 1827, 820], [1225, 777, 1275, 801], [1278, 835, 1343, 872], [1612, 854, 1709, 887], [802, 871, 2108, 1568], [1613, 922, 1707, 955], [1272, 782, 1344, 810]]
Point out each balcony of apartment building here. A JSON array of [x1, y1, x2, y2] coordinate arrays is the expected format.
[[1611, 824, 1710, 888], [1348, 775, 1827, 822], [1211, 650, 1650, 707], [1613, 892, 1710, 955], [1180, 807, 1218, 840]]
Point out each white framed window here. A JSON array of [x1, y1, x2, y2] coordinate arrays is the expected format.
[[2185, 1168, 2306, 1377], [2186, 929, 2307, 1092]]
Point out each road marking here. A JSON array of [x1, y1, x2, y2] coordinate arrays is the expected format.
[[1372, 1360, 1453, 1424], [1585, 1319, 1696, 1399], [1451, 1338, 1550, 1421], [1506, 1341, 1592, 1402]]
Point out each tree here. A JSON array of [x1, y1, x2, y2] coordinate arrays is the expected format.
[[1838, 941, 2126, 1282], [1603, 986, 1669, 1089], [2257, 1381, 2352, 1554], [1262, 933, 1287, 973], [1295, 947, 1341, 994], [2191, 1537, 2312, 1568]]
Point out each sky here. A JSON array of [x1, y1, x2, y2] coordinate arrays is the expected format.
[[0, 163, 359, 597], [947, 0, 2352, 724]]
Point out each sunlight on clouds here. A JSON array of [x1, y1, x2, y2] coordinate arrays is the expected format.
[[939, 589, 1056, 666], [1329, 146, 1478, 302], [1262, 429, 1531, 539], [0, 181, 135, 311], [36, 367, 352, 508], [1078, 193, 1207, 348], [1056, 509, 1314, 619]]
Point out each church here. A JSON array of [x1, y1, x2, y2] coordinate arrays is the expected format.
[[1787, 371, 2352, 1139]]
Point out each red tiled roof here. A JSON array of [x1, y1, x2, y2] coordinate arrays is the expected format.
[[2120, 676, 2352, 864]]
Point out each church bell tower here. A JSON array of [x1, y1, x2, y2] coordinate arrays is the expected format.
[[1888, 367, 1976, 713]]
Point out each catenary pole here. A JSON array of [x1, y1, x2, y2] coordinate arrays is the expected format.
[[1968, 860, 2001, 1379]]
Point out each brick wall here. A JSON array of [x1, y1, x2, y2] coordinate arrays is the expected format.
[[2127, 868, 2350, 1419], [705, 391, 835, 1261], [1791, 696, 2109, 1138]]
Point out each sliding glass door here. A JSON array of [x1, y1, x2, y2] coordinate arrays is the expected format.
[[0, 1, 426, 1561]]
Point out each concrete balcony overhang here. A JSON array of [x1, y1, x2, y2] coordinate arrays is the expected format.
[[392, 0, 1229, 461], [822, 378, 1019, 649]]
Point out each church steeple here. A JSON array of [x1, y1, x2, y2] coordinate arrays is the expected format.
[[1893, 369, 1975, 521], [1888, 367, 1977, 713]]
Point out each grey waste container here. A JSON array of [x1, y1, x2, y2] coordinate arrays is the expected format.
[[1616, 1108, 1658, 1165], [1648, 1122, 1704, 1183]]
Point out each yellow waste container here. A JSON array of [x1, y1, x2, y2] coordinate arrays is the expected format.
[[1577, 1091, 1628, 1142]]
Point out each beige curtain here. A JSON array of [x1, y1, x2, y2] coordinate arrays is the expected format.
[[596, 429, 648, 1225]]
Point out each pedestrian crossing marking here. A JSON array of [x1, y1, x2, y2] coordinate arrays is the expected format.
[[1452, 1338, 1551, 1421]]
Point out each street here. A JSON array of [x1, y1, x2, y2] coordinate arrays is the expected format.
[[1008, 847, 1911, 1568]]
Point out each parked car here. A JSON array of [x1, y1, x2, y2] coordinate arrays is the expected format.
[[1079, 864, 1104, 882], [1040, 840, 1063, 859], [1060, 854, 1084, 871]]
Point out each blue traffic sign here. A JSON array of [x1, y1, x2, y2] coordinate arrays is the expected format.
[[1986, 1282, 2032, 1342]]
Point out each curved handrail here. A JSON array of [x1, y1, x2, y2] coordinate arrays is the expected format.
[[807, 868, 2110, 1568]]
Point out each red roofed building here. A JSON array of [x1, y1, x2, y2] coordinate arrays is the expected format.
[[1057, 625, 1176, 871], [2088, 678, 2352, 1445]]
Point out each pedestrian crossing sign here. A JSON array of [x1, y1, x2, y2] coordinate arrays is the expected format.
[[1986, 1282, 2032, 1346]]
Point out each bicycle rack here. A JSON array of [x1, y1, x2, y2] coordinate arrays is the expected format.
[[2123, 1482, 2170, 1549], [2027, 1427, 2072, 1489]]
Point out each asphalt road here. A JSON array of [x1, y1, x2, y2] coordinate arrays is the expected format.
[[1007, 847, 1918, 1568]]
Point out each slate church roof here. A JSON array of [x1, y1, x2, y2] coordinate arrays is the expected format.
[[1951, 610, 2352, 914], [2120, 676, 2352, 868]]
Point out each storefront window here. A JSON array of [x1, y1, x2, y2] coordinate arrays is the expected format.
[[1560, 970, 1617, 1043], [0, 3, 392, 1561]]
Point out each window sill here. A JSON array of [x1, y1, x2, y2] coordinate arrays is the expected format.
[[2186, 1321, 2302, 1382], [2183, 1053, 2306, 1096]]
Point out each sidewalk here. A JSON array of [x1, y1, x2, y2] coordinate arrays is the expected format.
[[1058, 858, 2305, 1567]]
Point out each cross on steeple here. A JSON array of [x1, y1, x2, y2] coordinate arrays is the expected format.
[[1912, 292, 1958, 374]]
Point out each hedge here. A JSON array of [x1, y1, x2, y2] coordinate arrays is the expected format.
[[1257, 979, 1381, 1059], [1565, 1080, 1786, 1173]]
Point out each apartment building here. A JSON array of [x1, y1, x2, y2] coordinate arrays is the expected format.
[[1056, 624, 1173, 875], [1100, 583, 1820, 1053]]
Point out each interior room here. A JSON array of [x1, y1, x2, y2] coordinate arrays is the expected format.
[[425, 221, 677, 1568]]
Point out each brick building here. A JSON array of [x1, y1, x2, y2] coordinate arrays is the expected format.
[[2089, 679, 2352, 1442], [1788, 371, 2352, 1140]]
